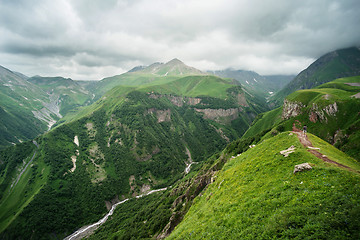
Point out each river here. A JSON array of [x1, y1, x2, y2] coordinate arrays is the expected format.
[[64, 187, 167, 240]]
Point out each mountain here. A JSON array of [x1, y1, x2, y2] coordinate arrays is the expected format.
[[140, 58, 205, 76], [243, 75, 360, 160], [0, 72, 267, 239], [168, 131, 360, 239], [263, 74, 295, 90], [91, 58, 207, 99], [272, 47, 360, 105], [0, 66, 49, 148], [27, 76, 94, 117], [209, 69, 294, 96]]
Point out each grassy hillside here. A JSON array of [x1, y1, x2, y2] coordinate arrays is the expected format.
[[244, 76, 360, 160], [242, 107, 283, 139], [272, 47, 360, 105], [140, 75, 235, 99], [169, 132, 360, 239], [0, 66, 49, 148]]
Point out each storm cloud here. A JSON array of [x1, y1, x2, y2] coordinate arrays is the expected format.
[[0, 0, 359, 79]]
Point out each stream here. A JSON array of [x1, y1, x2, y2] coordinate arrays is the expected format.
[[64, 187, 167, 240]]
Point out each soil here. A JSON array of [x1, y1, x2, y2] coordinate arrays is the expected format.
[[292, 125, 358, 173]]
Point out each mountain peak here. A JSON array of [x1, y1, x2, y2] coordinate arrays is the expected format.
[[166, 58, 184, 65], [136, 59, 205, 76]]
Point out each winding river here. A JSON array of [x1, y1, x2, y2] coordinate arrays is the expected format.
[[64, 187, 167, 240]]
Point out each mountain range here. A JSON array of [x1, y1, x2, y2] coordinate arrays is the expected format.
[[0, 47, 360, 239]]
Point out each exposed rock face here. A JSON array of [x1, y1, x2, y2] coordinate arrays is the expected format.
[[194, 108, 241, 123], [235, 93, 249, 107], [309, 102, 338, 123], [32, 94, 62, 130], [293, 163, 312, 174], [147, 108, 172, 123], [149, 93, 201, 107], [282, 99, 339, 123], [282, 99, 305, 120]]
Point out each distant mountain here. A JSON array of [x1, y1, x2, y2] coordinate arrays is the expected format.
[[91, 59, 207, 99], [209, 69, 294, 96], [140, 58, 205, 76], [0, 65, 49, 148], [27, 76, 94, 116], [272, 46, 360, 105], [263, 74, 295, 90], [0, 67, 95, 149]]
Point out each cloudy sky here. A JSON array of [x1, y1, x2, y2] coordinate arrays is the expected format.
[[1, 0, 360, 80]]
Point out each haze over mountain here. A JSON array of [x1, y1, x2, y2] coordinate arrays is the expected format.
[[209, 69, 294, 96]]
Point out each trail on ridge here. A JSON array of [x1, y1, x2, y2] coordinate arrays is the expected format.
[[292, 125, 358, 173]]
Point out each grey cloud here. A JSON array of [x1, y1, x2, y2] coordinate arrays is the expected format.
[[0, 0, 359, 79]]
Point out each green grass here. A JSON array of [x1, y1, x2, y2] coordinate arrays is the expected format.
[[0, 148, 50, 232], [140, 75, 234, 99], [307, 134, 360, 171], [242, 107, 283, 138], [169, 132, 360, 239]]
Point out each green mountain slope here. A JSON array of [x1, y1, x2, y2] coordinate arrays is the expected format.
[[91, 58, 207, 99], [169, 132, 360, 239], [272, 47, 360, 105], [27, 76, 94, 117], [0, 66, 49, 148], [0, 73, 266, 239], [244, 75, 360, 160]]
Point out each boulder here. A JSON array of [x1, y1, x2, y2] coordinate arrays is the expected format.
[[293, 163, 312, 174]]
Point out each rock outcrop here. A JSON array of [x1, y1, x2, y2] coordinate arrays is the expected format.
[[148, 93, 201, 107], [309, 102, 338, 123], [147, 108, 172, 123], [194, 108, 241, 123], [282, 99, 305, 120], [293, 163, 312, 174]]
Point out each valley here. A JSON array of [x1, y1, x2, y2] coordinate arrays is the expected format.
[[1, 47, 360, 239]]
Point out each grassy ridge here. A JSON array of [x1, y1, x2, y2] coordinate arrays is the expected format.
[[140, 75, 235, 99], [242, 107, 283, 139], [243, 76, 360, 160], [169, 132, 360, 239]]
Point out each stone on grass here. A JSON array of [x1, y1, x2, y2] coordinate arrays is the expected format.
[[280, 145, 296, 157], [293, 163, 312, 174]]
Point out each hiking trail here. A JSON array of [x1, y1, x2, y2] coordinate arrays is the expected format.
[[292, 124, 358, 173]]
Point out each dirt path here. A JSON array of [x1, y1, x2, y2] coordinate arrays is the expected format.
[[292, 126, 358, 173]]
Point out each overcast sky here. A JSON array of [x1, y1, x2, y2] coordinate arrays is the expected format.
[[1, 0, 360, 80]]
